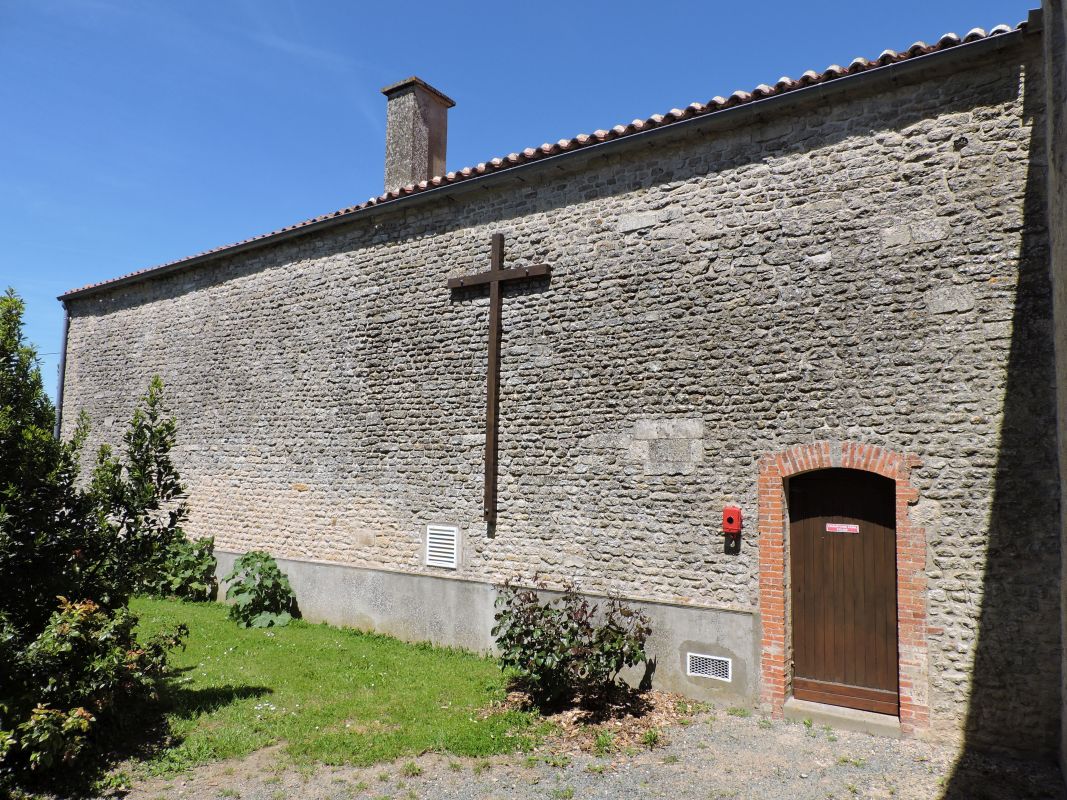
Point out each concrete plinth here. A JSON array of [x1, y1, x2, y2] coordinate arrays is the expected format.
[[215, 550, 758, 706]]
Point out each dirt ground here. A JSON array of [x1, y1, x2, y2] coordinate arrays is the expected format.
[[121, 700, 1064, 800]]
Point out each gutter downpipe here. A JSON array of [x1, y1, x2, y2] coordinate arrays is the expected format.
[[54, 302, 69, 440]]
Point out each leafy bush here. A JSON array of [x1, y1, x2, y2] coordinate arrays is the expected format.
[[492, 579, 652, 706], [10, 705, 93, 774], [143, 535, 218, 601], [19, 598, 185, 715], [0, 289, 188, 790], [3, 598, 188, 776], [224, 551, 295, 627]]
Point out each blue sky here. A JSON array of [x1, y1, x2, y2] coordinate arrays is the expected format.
[[1, 0, 1036, 400]]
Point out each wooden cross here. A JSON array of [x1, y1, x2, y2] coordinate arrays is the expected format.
[[447, 233, 550, 524]]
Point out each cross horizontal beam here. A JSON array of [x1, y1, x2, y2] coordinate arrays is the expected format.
[[446, 263, 550, 290]]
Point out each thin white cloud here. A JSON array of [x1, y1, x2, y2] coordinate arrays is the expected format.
[[245, 29, 352, 70]]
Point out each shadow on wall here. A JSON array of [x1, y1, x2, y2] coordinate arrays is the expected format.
[[944, 47, 1063, 797]]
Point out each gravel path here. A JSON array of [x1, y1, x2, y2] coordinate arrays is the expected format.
[[125, 709, 1064, 800]]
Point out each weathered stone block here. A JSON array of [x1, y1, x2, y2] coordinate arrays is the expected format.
[[648, 438, 700, 463], [633, 418, 705, 440], [881, 225, 912, 248], [912, 219, 950, 244], [618, 211, 660, 232], [926, 286, 977, 315]]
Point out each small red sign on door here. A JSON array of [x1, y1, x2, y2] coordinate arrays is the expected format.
[[826, 523, 860, 533]]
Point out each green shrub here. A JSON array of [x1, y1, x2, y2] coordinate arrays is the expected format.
[[143, 535, 218, 601], [2, 598, 186, 782], [0, 289, 189, 790], [492, 579, 651, 707], [641, 727, 661, 749], [12, 705, 94, 774], [224, 551, 295, 627], [19, 598, 186, 714]]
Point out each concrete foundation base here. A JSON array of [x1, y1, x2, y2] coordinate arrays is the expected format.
[[784, 697, 902, 739], [215, 550, 760, 706]]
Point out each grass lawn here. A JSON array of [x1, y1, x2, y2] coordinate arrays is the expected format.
[[130, 597, 539, 775]]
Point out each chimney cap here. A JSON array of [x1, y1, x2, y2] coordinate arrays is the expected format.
[[380, 76, 456, 108]]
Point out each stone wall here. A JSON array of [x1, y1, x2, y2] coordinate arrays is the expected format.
[[1044, 0, 1067, 780], [62, 36, 1058, 749]]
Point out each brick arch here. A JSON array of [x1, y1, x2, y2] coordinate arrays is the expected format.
[[757, 441, 929, 733]]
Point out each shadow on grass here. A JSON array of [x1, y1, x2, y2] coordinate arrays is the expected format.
[[18, 681, 274, 798], [161, 676, 273, 720], [119, 681, 272, 763]]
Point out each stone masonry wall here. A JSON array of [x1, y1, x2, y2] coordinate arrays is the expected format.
[[62, 39, 1058, 749], [1043, 0, 1067, 779]]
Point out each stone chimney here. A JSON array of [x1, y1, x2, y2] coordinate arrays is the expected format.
[[381, 77, 455, 194]]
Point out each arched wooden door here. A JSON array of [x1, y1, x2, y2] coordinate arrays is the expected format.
[[788, 468, 898, 715]]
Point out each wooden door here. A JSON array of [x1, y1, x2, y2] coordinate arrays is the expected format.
[[789, 468, 898, 715]]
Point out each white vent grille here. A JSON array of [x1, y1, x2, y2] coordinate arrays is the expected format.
[[687, 652, 732, 682], [425, 524, 459, 569]]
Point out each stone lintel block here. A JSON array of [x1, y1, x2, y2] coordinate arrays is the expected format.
[[881, 219, 950, 249], [633, 417, 705, 440], [627, 440, 650, 461]]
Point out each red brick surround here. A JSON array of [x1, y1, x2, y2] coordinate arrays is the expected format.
[[757, 441, 930, 733]]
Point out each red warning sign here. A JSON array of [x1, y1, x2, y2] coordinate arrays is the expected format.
[[826, 523, 860, 534]]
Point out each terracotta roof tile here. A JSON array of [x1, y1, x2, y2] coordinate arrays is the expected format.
[[61, 20, 1026, 299]]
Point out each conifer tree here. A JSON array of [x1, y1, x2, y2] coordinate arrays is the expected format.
[[0, 289, 89, 639]]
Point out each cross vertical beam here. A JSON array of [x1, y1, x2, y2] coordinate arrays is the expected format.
[[446, 234, 551, 525], [483, 233, 504, 524]]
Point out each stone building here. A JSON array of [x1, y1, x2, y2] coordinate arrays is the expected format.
[[57, 7, 1067, 759]]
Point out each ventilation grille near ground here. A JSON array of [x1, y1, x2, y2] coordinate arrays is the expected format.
[[425, 525, 459, 569], [687, 652, 732, 682]]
